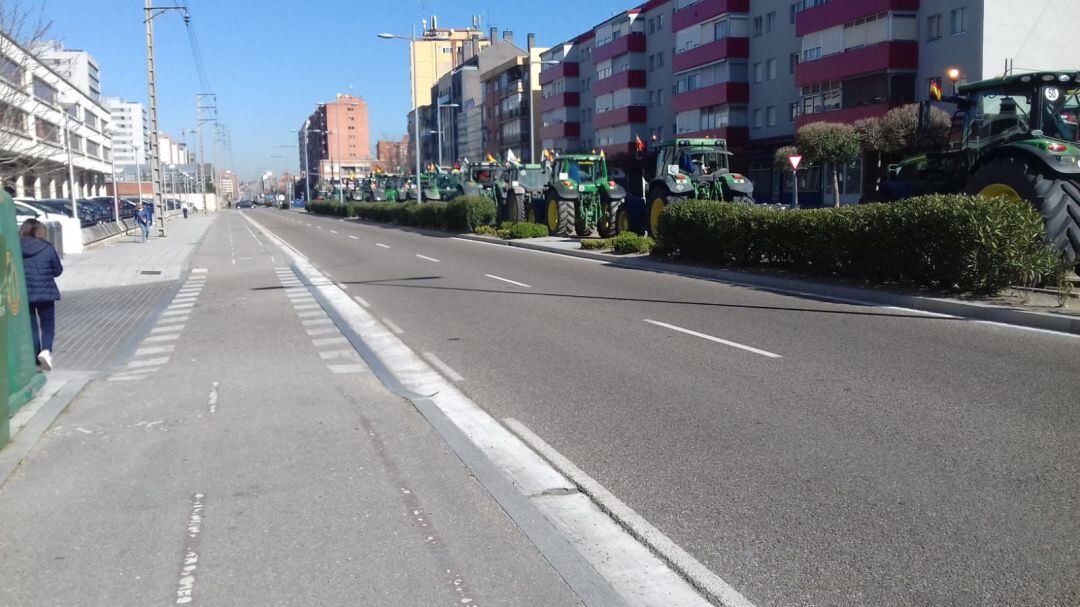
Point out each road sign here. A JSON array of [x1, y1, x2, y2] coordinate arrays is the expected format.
[[788, 155, 803, 171]]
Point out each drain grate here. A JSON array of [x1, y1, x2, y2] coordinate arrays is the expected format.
[[140, 270, 163, 276]]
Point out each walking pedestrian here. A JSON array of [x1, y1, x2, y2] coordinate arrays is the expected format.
[[19, 218, 62, 371], [135, 202, 150, 243]]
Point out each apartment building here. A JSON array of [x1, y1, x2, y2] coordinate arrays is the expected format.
[[298, 94, 371, 191], [34, 41, 101, 101], [103, 97, 147, 166], [478, 32, 547, 163]]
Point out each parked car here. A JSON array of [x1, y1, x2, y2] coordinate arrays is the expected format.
[[13, 199, 69, 224], [77, 199, 112, 224], [236, 200, 255, 209], [33, 199, 96, 228]]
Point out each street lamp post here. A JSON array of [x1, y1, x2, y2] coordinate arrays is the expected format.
[[378, 30, 452, 182], [59, 104, 79, 222], [436, 100, 459, 167]]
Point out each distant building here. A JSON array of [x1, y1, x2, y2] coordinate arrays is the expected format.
[[375, 137, 409, 173], [103, 97, 148, 166], [298, 94, 372, 193], [478, 32, 547, 163], [218, 170, 237, 201]]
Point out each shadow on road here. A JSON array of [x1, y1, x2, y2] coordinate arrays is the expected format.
[[253, 276, 962, 322]]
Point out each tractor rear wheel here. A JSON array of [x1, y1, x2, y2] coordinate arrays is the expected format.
[[966, 156, 1080, 262], [648, 190, 682, 237], [545, 193, 575, 236], [598, 197, 622, 238]]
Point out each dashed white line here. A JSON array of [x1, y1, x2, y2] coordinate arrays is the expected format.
[[643, 319, 782, 359], [348, 235, 359, 240], [375, 243, 390, 249], [306, 327, 338, 337], [330, 230, 339, 234], [312, 337, 349, 347], [416, 254, 440, 263], [127, 357, 170, 369], [134, 345, 175, 357], [422, 351, 465, 382], [145, 334, 181, 343], [382, 318, 404, 335], [207, 381, 219, 414], [353, 295, 371, 308], [328, 364, 367, 374], [485, 274, 531, 288], [319, 349, 359, 361]]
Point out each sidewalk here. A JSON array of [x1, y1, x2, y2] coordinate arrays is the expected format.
[[0, 211, 596, 605]]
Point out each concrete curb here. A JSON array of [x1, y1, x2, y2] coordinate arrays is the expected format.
[[453, 233, 1080, 336]]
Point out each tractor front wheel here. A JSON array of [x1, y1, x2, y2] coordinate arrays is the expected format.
[[508, 191, 525, 223], [545, 194, 575, 236], [966, 156, 1080, 262], [648, 191, 677, 237], [598, 197, 622, 238]]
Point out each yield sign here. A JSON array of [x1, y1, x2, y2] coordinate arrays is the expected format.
[[788, 155, 803, 171]]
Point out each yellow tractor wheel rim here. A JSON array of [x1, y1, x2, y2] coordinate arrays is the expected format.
[[978, 183, 1022, 202], [617, 211, 630, 234], [547, 200, 559, 232], [649, 198, 665, 235]]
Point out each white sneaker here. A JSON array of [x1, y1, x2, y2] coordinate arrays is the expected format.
[[37, 350, 52, 371]]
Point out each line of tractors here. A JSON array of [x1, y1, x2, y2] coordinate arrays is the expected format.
[[335, 69, 1080, 264], [348, 138, 756, 238]]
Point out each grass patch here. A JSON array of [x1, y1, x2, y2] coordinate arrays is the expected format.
[[580, 238, 612, 250], [611, 232, 655, 254]]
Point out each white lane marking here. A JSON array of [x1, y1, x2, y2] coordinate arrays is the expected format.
[[306, 327, 338, 337], [162, 309, 190, 317], [245, 213, 716, 606], [151, 325, 184, 334], [312, 337, 349, 347], [319, 349, 359, 361], [108, 374, 150, 382], [383, 318, 404, 335], [422, 351, 465, 383], [297, 311, 325, 319], [302, 318, 334, 327], [330, 230, 339, 234], [192, 268, 208, 274], [505, 418, 756, 607], [175, 493, 205, 604], [293, 304, 321, 311], [134, 345, 175, 357], [128, 357, 170, 369], [145, 334, 181, 343], [416, 254, 440, 263], [168, 303, 195, 310], [485, 274, 532, 289], [644, 319, 782, 359], [376, 243, 390, 249], [353, 295, 370, 308], [208, 381, 219, 414], [348, 235, 359, 240], [316, 226, 324, 230], [155, 316, 188, 326], [172, 297, 198, 303], [450, 236, 606, 264], [328, 364, 367, 374]]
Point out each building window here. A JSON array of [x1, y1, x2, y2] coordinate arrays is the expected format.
[[790, 2, 799, 24], [658, 12, 664, 30], [767, 58, 776, 80], [649, 54, 656, 72], [766, 106, 776, 127], [752, 16, 763, 37], [950, 7, 967, 35], [657, 88, 664, 106], [0, 54, 23, 87], [803, 47, 821, 62], [0, 102, 27, 134], [33, 77, 56, 106], [753, 62, 762, 83], [752, 108, 762, 128], [789, 102, 799, 121], [927, 14, 942, 41], [801, 80, 841, 116], [789, 52, 799, 74], [657, 52, 664, 68], [765, 11, 776, 33], [648, 18, 655, 34], [35, 118, 60, 144]]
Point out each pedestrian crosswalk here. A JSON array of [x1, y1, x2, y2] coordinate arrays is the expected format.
[[108, 270, 207, 381], [274, 267, 367, 375]]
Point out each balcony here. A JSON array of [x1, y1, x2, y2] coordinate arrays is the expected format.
[[541, 122, 581, 140], [672, 82, 749, 113], [796, 0, 920, 36], [592, 32, 647, 64], [540, 92, 581, 113], [794, 101, 896, 130], [795, 41, 918, 87], [540, 62, 579, 86], [673, 0, 750, 32], [673, 37, 750, 73], [591, 70, 647, 96], [593, 105, 647, 129]]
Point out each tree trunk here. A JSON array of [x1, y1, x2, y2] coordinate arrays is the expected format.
[[833, 167, 841, 208]]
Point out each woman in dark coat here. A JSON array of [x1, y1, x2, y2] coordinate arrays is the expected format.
[[20, 218, 62, 370]]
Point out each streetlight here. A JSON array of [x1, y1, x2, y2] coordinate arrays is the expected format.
[[58, 101, 79, 223], [378, 30, 452, 181], [104, 124, 121, 223], [436, 100, 459, 167]]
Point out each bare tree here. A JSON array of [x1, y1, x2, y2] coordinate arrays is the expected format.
[[0, 1, 71, 196]]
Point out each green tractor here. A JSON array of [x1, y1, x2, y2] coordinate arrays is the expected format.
[[496, 163, 550, 223], [888, 71, 1080, 262], [418, 172, 460, 202], [456, 162, 502, 202], [369, 174, 402, 202], [645, 138, 754, 236], [541, 154, 625, 237]]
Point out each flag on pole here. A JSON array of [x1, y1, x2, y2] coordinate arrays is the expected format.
[[486, 153, 497, 163], [929, 80, 943, 101], [635, 134, 646, 153], [507, 149, 519, 164]]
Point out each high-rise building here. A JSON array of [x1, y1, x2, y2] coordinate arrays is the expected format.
[[104, 97, 148, 166], [34, 41, 102, 101], [410, 17, 491, 109], [478, 32, 548, 163], [298, 94, 372, 192]]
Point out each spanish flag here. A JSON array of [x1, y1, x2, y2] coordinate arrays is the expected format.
[[486, 153, 497, 163], [929, 80, 943, 101]]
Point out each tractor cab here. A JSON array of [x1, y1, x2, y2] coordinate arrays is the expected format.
[[554, 155, 607, 186], [654, 138, 732, 180]]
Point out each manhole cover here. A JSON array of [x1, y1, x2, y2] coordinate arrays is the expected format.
[[140, 270, 163, 276]]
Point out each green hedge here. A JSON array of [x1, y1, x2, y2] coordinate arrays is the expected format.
[[305, 196, 496, 232], [500, 222, 549, 239], [655, 195, 1066, 295]]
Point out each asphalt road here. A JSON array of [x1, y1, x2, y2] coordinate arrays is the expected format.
[[0, 213, 584, 606], [251, 208, 1080, 607]]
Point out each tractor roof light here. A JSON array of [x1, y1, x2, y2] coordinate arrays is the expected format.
[[947, 68, 961, 83], [1061, 74, 1073, 82], [1042, 74, 1056, 82]]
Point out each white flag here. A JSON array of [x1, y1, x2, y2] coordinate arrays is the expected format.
[[507, 149, 519, 164]]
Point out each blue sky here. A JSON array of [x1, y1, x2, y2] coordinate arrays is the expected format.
[[43, 0, 623, 182]]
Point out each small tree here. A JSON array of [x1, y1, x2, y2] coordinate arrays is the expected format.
[[880, 103, 952, 155], [796, 122, 862, 208]]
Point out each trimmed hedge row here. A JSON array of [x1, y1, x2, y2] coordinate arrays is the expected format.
[[655, 195, 1067, 295], [306, 196, 496, 232]]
